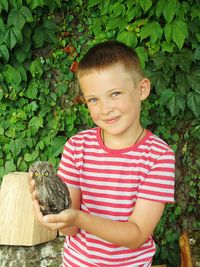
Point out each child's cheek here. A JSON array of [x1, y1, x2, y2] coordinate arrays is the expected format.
[[89, 108, 99, 122]]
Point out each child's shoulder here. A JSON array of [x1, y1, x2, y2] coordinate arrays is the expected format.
[[69, 127, 98, 142], [145, 130, 174, 154]]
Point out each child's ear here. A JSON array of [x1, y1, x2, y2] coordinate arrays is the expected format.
[[138, 78, 151, 101]]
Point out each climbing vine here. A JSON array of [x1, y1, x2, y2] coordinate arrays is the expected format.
[[0, 0, 199, 266]]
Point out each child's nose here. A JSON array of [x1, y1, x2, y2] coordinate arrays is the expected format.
[[100, 100, 114, 114]]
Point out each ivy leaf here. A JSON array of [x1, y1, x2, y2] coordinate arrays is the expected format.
[[26, 0, 45, 9], [10, 140, 21, 158], [0, 0, 8, 13], [28, 116, 43, 135], [26, 83, 38, 99], [33, 26, 45, 47], [14, 36, 31, 64], [187, 92, 200, 118], [0, 44, 9, 62], [88, 0, 101, 8], [7, 8, 26, 29], [5, 159, 16, 173], [139, 0, 152, 13], [135, 46, 148, 69], [24, 150, 39, 162], [160, 89, 186, 116], [177, 48, 193, 72], [5, 26, 22, 49], [164, 20, 188, 50], [117, 30, 137, 48], [49, 136, 66, 158], [0, 17, 5, 32], [148, 71, 170, 94], [172, 20, 188, 50], [33, 20, 59, 47], [163, 0, 177, 23], [155, 0, 165, 19], [140, 21, 163, 43], [30, 58, 43, 78], [187, 66, 200, 94], [175, 71, 190, 95], [2, 64, 21, 85]]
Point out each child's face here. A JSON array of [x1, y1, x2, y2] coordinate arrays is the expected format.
[[79, 64, 150, 137]]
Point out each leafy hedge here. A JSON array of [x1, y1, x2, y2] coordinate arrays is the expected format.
[[0, 0, 200, 266]]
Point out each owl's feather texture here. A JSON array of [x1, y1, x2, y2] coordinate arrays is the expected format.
[[29, 161, 71, 215]]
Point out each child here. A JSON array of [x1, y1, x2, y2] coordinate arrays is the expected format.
[[29, 40, 175, 267]]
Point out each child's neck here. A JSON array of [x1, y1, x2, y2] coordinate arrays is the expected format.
[[101, 127, 145, 150]]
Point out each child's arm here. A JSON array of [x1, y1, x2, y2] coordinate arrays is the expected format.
[[39, 198, 165, 249]]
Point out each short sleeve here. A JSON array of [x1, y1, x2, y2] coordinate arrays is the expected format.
[[57, 139, 81, 189], [137, 149, 175, 203]]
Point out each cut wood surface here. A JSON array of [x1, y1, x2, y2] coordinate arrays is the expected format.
[[0, 172, 57, 246]]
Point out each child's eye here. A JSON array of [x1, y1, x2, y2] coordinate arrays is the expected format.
[[87, 98, 97, 103], [111, 92, 121, 97]]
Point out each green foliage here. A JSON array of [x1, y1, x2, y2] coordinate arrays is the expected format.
[[0, 0, 199, 265]]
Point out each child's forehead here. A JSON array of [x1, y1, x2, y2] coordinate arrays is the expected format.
[[78, 62, 130, 78]]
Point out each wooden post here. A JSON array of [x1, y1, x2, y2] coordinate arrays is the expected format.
[[0, 172, 57, 246], [179, 232, 193, 267]]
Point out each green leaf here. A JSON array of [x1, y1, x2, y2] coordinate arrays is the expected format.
[[26, 0, 45, 9], [14, 37, 31, 63], [0, 17, 5, 32], [163, 0, 177, 23], [26, 83, 38, 99], [139, 0, 152, 13], [117, 30, 137, 48], [0, 44, 9, 62], [10, 140, 21, 157], [160, 89, 186, 116], [2, 64, 21, 85], [140, 21, 163, 43], [175, 71, 190, 95], [187, 92, 200, 118], [155, 0, 165, 19], [7, 8, 26, 29], [33, 26, 45, 47], [172, 20, 188, 50], [50, 136, 66, 158], [5, 159, 16, 173], [135, 46, 148, 69], [187, 66, 200, 94], [177, 48, 193, 72], [0, 0, 8, 12], [30, 58, 43, 78], [28, 116, 43, 135], [88, 0, 101, 8], [5, 26, 22, 49], [20, 6, 33, 22], [43, 20, 60, 33], [24, 150, 39, 162]]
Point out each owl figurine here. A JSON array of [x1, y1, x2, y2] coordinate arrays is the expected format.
[[29, 161, 71, 215]]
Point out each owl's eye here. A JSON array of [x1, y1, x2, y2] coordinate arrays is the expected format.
[[44, 171, 49, 177], [34, 171, 39, 177]]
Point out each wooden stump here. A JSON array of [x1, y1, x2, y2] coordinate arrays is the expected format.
[[0, 172, 57, 246]]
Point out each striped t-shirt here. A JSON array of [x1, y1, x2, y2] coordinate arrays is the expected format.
[[57, 127, 175, 267]]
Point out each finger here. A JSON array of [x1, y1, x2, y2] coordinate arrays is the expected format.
[[31, 190, 37, 201], [33, 200, 44, 221], [29, 178, 35, 194], [42, 222, 66, 231]]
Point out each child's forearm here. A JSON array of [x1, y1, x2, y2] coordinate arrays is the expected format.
[[59, 226, 79, 236], [74, 210, 144, 249]]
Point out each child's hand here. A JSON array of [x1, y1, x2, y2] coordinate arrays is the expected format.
[[28, 171, 37, 201], [41, 209, 78, 231]]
